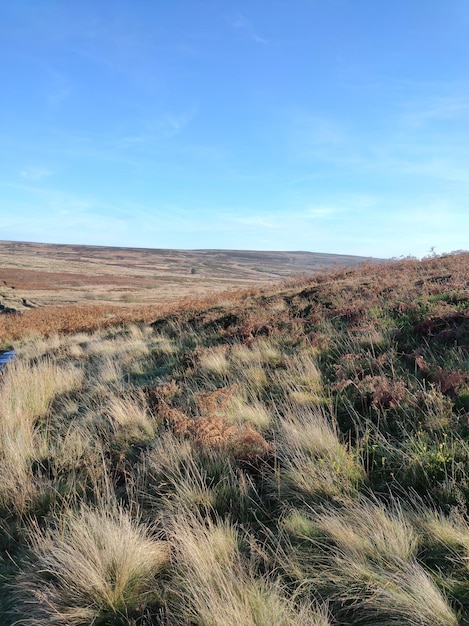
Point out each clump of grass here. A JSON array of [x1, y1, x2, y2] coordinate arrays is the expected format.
[[198, 345, 231, 378], [142, 433, 217, 513], [229, 343, 271, 393], [313, 498, 419, 563], [241, 365, 269, 394], [282, 508, 319, 539], [230, 343, 259, 365], [94, 354, 124, 383], [13, 502, 169, 625], [141, 433, 261, 523], [106, 391, 156, 449], [0, 358, 83, 516], [1, 358, 83, 427], [344, 560, 459, 626], [227, 393, 271, 431], [169, 510, 331, 626], [421, 508, 469, 555], [278, 405, 363, 501], [278, 352, 323, 395], [281, 500, 457, 625], [254, 339, 281, 365]]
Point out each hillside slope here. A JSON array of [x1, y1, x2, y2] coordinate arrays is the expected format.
[[0, 252, 468, 625], [0, 240, 374, 309]]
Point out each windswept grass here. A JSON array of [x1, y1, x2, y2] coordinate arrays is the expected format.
[[1, 251, 469, 624], [281, 500, 457, 625], [168, 510, 331, 626], [0, 359, 83, 516], [13, 501, 169, 625], [278, 405, 363, 501]]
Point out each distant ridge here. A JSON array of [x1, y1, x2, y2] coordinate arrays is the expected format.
[[0, 240, 380, 311]]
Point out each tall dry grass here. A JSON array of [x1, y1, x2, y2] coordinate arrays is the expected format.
[[1, 252, 469, 624], [281, 500, 458, 625], [277, 405, 363, 501], [0, 358, 83, 515], [168, 509, 331, 626], [14, 501, 169, 625]]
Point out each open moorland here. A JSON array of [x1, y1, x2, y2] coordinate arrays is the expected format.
[[1, 251, 469, 625], [0, 241, 373, 345], [0, 240, 371, 307]]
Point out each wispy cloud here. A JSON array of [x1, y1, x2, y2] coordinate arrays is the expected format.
[[218, 199, 360, 237], [283, 110, 348, 163], [401, 96, 469, 128], [163, 109, 196, 136], [281, 95, 469, 190], [231, 14, 267, 44], [305, 206, 341, 219], [111, 108, 197, 150], [20, 167, 52, 181]]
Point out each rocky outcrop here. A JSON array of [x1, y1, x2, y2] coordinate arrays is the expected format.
[[0, 289, 38, 314]]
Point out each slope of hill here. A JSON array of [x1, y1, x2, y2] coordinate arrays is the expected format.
[[0, 240, 375, 309], [0, 251, 468, 625]]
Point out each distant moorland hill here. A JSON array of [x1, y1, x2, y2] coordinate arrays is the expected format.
[[0, 240, 375, 308], [0, 240, 376, 343]]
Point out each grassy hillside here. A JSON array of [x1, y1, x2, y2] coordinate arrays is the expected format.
[[1, 252, 469, 625], [0, 240, 373, 309]]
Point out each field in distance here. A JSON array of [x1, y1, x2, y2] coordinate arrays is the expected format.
[[0, 240, 374, 309]]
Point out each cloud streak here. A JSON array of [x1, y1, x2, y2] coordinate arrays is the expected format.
[[231, 14, 267, 44], [401, 96, 469, 128], [20, 167, 53, 181]]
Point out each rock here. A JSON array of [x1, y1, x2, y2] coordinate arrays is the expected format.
[[0, 302, 22, 314], [0, 287, 38, 314]]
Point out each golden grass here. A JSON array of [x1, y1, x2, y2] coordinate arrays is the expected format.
[[314, 499, 419, 563], [169, 510, 331, 626], [227, 394, 272, 431], [278, 405, 363, 500], [1, 358, 82, 426], [1, 252, 469, 624], [329, 557, 459, 625], [282, 500, 458, 625], [0, 358, 84, 515], [14, 502, 169, 625], [107, 391, 156, 443], [198, 346, 231, 378]]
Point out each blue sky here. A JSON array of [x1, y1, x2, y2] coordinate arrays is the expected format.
[[1, 1, 468, 258]]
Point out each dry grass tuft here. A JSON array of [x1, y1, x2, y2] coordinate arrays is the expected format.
[[314, 498, 419, 563], [169, 510, 331, 626], [106, 391, 155, 440], [278, 406, 363, 500], [14, 503, 169, 625], [283, 500, 457, 625], [198, 345, 231, 378], [0, 358, 83, 515]]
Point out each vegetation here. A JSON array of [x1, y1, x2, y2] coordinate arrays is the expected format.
[[1, 251, 469, 624], [0, 239, 371, 312]]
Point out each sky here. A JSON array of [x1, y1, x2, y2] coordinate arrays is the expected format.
[[1, 1, 468, 258]]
